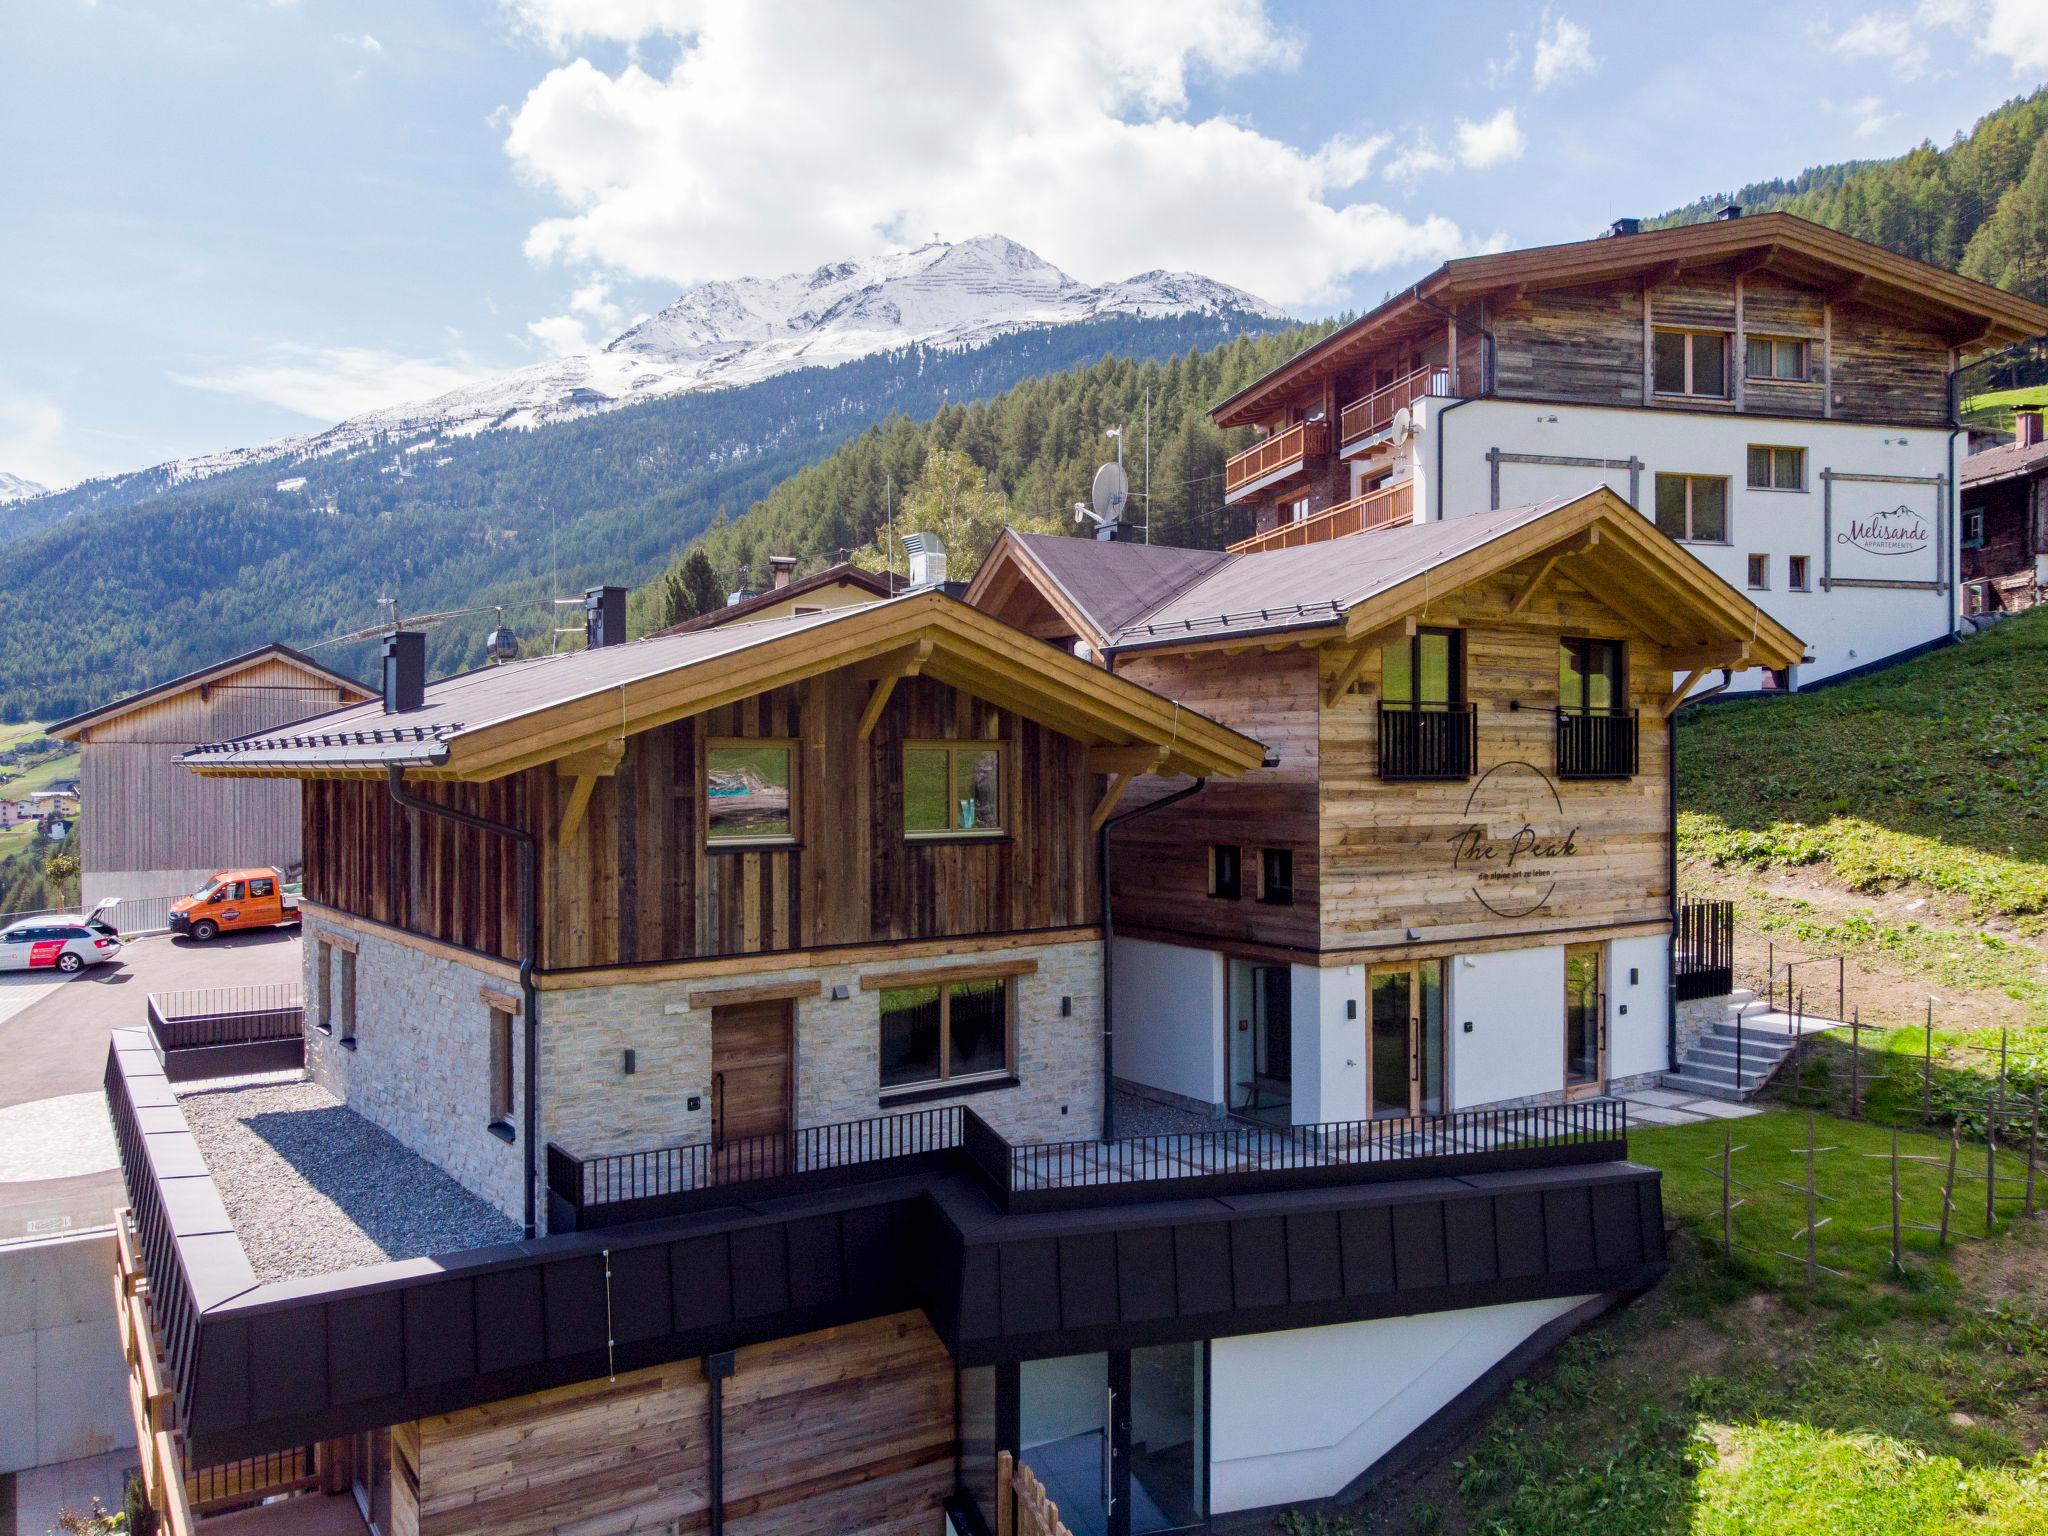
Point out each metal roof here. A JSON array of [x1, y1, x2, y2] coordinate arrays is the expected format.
[[1962, 435, 2048, 491], [47, 643, 373, 741], [1001, 533, 1232, 643]]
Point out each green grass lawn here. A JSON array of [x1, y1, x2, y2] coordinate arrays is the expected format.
[[0, 721, 79, 801]]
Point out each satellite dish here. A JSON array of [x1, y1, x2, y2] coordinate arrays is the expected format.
[[1091, 461, 1130, 524], [1390, 407, 1415, 445]]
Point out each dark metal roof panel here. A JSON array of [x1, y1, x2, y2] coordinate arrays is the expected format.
[[1007, 533, 1233, 639]]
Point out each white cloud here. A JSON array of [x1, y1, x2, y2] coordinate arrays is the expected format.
[[1929, 0, 2048, 74], [526, 314, 593, 357], [1532, 14, 1596, 89], [0, 387, 78, 491], [1382, 135, 1453, 183], [1454, 108, 1525, 170], [494, 0, 1476, 309], [170, 344, 492, 423], [354, 32, 382, 53], [1828, 10, 1929, 76], [1829, 93, 1901, 138]]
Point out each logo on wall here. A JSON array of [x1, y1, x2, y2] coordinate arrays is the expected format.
[[1838, 503, 1930, 558], [1446, 761, 1579, 919]]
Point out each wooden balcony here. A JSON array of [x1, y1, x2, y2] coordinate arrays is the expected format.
[[1339, 365, 1451, 451], [1228, 477, 1414, 555], [1223, 419, 1328, 499]]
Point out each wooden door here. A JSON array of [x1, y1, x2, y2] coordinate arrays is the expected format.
[[711, 999, 793, 1180]]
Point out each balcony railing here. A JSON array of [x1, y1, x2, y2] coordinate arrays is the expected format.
[[1379, 702, 1477, 781], [1228, 477, 1415, 555], [146, 984, 305, 1082], [1339, 364, 1451, 450], [548, 1095, 1628, 1227], [1223, 419, 1329, 497], [1555, 708, 1640, 779]]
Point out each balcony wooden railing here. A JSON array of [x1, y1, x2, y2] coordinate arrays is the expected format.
[[1228, 477, 1414, 555], [1223, 418, 1328, 497], [1340, 364, 1451, 449]]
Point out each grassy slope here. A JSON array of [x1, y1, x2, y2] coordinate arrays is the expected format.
[[0, 723, 79, 800]]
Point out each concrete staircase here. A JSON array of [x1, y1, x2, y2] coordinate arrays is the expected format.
[[1662, 992, 1840, 1102]]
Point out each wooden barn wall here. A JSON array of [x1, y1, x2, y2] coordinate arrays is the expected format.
[[1108, 646, 1321, 952], [305, 672, 1096, 970], [1827, 298, 1952, 428], [402, 1312, 953, 1536], [1317, 567, 1671, 950]]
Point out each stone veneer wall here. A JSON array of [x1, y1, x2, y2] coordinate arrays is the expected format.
[[1676, 992, 1739, 1062], [304, 925, 528, 1222], [539, 935, 1103, 1163]]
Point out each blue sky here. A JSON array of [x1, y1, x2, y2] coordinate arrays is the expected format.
[[3, 0, 2044, 488]]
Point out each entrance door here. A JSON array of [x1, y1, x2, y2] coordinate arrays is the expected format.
[[1367, 961, 1446, 1118], [1019, 1345, 1206, 1536], [1564, 944, 1605, 1095], [1226, 961, 1293, 1126], [710, 999, 793, 1179], [350, 1429, 391, 1536]]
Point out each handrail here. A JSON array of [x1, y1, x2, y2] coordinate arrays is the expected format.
[[1223, 419, 1329, 495], [1228, 477, 1413, 555], [1339, 364, 1451, 448]]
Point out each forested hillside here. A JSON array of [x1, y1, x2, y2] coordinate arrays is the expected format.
[[1655, 86, 2048, 299], [0, 310, 1279, 720], [632, 321, 1340, 630]]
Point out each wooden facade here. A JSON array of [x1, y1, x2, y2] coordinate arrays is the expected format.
[[303, 671, 1097, 971]]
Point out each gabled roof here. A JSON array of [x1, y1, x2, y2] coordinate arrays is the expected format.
[[1962, 436, 2048, 491], [1214, 211, 2048, 428], [182, 591, 1267, 783], [965, 530, 1232, 650], [650, 561, 899, 635], [47, 644, 373, 741]]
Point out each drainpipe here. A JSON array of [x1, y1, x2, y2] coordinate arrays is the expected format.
[[1096, 775, 1210, 1143], [387, 765, 541, 1238], [1945, 365, 1966, 639]]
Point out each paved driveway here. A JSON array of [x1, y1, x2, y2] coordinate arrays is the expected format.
[[0, 928, 301, 1243]]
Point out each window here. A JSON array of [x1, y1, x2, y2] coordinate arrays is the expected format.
[[249, 876, 275, 898], [705, 740, 795, 844], [1962, 509, 1986, 549], [1747, 553, 1769, 590], [487, 1005, 514, 1127], [1789, 555, 1811, 591], [879, 975, 1012, 1092], [1746, 445, 1806, 490], [1559, 638, 1624, 714], [1654, 474, 1729, 542], [1210, 844, 1242, 901], [1381, 627, 1462, 709], [312, 939, 331, 1032], [1653, 330, 1728, 399], [790, 605, 823, 616], [337, 948, 357, 1046], [903, 741, 1004, 835], [1258, 848, 1294, 906], [1745, 336, 1808, 381], [1380, 626, 1472, 780]]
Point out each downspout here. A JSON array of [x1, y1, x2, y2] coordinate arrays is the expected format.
[[387, 764, 541, 1238], [1946, 364, 1966, 640]]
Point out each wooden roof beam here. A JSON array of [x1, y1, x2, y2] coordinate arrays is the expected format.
[[1090, 772, 1137, 833], [1323, 616, 1413, 708], [1642, 260, 1683, 289], [1088, 744, 1168, 776], [1727, 245, 1779, 277], [854, 637, 934, 741], [1505, 529, 1599, 617], [556, 736, 624, 850]]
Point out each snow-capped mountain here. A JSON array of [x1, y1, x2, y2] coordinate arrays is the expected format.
[[160, 236, 1284, 484], [0, 472, 47, 503]]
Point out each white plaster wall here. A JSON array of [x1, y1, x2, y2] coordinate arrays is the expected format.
[[1448, 947, 1565, 1109], [1109, 937, 1223, 1107], [1209, 1295, 1596, 1513], [1290, 964, 1366, 1125], [0, 1232, 132, 1474], [1605, 935, 1671, 1081], [1416, 395, 1958, 686]]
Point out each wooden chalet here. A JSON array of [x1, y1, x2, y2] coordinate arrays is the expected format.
[[1960, 406, 2048, 614], [652, 557, 899, 634]]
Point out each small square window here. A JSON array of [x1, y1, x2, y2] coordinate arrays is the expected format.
[[1746, 554, 1769, 590], [1789, 555, 1810, 591], [1962, 510, 1986, 549], [1654, 330, 1728, 399], [1210, 845, 1242, 900], [1746, 445, 1805, 491], [1745, 337, 1808, 381], [1654, 474, 1729, 543], [904, 742, 1006, 836], [706, 741, 795, 844], [1259, 848, 1294, 906]]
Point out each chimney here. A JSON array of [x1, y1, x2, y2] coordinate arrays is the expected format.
[[584, 585, 627, 649], [382, 630, 425, 714], [2020, 408, 2044, 448], [768, 555, 797, 590], [1713, 202, 1744, 221], [1606, 217, 1641, 239], [902, 531, 948, 589]]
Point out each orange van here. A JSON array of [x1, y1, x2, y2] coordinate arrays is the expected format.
[[168, 868, 302, 941]]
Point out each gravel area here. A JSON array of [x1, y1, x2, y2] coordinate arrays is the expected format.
[[1112, 1087, 1227, 1139], [177, 1077, 518, 1282]]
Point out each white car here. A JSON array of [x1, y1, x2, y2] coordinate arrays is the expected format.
[[0, 912, 123, 974]]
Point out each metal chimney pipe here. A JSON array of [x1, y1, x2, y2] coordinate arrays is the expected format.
[[584, 585, 627, 648], [381, 631, 425, 714]]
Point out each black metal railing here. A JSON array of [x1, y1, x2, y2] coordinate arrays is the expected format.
[[146, 983, 305, 1082], [1555, 709, 1639, 779], [1676, 897, 1736, 1000], [1379, 703, 1477, 780], [548, 1097, 1629, 1228]]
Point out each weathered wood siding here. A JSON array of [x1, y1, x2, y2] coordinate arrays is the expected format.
[[1740, 273, 1827, 419], [303, 672, 1097, 969], [1109, 646, 1321, 952], [1827, 297, 1952, 427], [1492, 283, 1644, 406], [399, 1312, 952, 1536]]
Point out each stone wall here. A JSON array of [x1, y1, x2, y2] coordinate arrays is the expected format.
[[1676, 991, 1740, 1062]]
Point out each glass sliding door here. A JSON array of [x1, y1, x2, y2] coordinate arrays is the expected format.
[[1128, 1344, 1204, 1533], [1016, 1347, 1206, 1536], [1226, 960, 1293, 1126], [1021, 1353, 1114, 1536], [1564, 943, 1605, 1094], [1367, 961, 1446, 1117]]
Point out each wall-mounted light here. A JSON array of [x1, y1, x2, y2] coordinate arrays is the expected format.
[[831, 983, 851, 1000], [1345, 999, 1357, 1020], [622, 1049, 637, 1076], [1061, 995, 1072, 1017]]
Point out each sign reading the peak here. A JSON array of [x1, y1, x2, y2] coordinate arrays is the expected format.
[[1445, 761, 1580, 920]]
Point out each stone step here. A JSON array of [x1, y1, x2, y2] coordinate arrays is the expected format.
[[1688, 1038, 1795, 1069], [1669, 1058, 1773, 1091], [1658, 1071, 1753, 1102]]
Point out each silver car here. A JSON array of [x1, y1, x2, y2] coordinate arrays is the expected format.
[[0, 912, 123, 974]]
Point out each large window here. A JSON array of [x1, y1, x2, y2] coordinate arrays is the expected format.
[[1745, 336, 1809, 381], [1653, 329, 1728, 399], [1559, 638, 1624, 715], [879, 974, 1012, 1092], [705, 740, 795, 844], [1380, 626, 1474, 780], [1382, 627, 1461, 708], [1747, 445, 1806, 490], [1558, 638, 1635, 778], [1654, 474, 1729, 543], [903, 741, 1004, 836]]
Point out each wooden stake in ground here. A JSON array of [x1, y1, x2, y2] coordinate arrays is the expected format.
[[1939, 1128, 1960, 1250], [2028, 1094, 2040, 1220], [1849, 1010, 1861, 1118], [1923, 1002, 1934, 1124], [1887, 1128, 1901, 1273]]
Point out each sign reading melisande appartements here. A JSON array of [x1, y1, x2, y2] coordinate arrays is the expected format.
[[1824, 471, 1945, 588], [1446, 761, 1580, 920]]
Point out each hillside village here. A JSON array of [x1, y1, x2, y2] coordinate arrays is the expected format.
[[10, 25, 2048, 1536]]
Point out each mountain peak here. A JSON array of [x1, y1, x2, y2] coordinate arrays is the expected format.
[[0, 471, 48, 504]]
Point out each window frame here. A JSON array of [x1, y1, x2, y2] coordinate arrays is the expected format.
[[1744, 335, 1811, 382], [1258, 847, 1295, 907], [704, 736, 800, 849], [1746, 553, 1770, 590], [901, 739, 1008, 840], [1210, 844, 1242, 901], [1652, 328, 1730, 400], [1788, 555, 1811, 592], [486, 1003, 515, 1130], [337, 947, 358, 1048], [1654, 473, 1731, 545], [877, 974, 1016, 1097], [1746, 444, 1807, 492], [1559, 637, 1627, 717], [1961, 509, 1986, 550], [312, 939, 331, 1033], [1380, 626, 1465, 709]]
